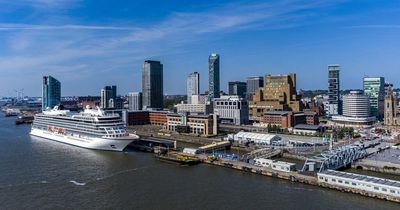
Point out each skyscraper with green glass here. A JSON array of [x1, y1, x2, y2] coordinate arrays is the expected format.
[[208, 53, 220, 101], [363, 77, 385, 119], [42, 76, 61, 111]]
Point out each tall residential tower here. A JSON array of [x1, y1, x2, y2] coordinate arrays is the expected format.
[[187, 72, 200, 104], [128, 92, 142, 111], [42, 76, 61, 110], [208, 53, 220, 101], [142, 60, 163, 110], [327, 64, 341, 116], [100, 85, 117, 109]]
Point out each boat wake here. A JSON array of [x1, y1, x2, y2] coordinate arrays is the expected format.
[[0, 180, 49, 189], [69, 180, 86, 186], [65, 165, 162, 187], [94, 165, 161, 182]]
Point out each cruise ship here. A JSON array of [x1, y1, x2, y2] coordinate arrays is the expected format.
[[30, 105, 139, 151]]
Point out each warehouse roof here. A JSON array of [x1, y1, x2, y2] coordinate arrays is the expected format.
[[234, 131, 280, 141]]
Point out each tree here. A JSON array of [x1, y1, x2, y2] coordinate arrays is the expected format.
[[267, 124, 272, 133]]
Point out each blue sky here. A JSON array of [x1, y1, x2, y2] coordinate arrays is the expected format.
[[0, 0, 399, 97]]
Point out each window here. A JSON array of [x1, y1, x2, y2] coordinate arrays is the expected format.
[[352, 183, 356, 186], [332, 179, 336, 182], [382, 188, 387, 192], [345, 181, 349, 185], [374, 187, 379, 190], [338, 180, 343, 183], [390, 190, 395, 194]]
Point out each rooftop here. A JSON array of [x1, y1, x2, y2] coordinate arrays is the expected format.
[[235, 132, 279, 141], [264, 111, 290, 116]]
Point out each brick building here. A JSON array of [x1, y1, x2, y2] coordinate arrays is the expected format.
[[125, 110, 169, 126], [250, 74, 304, 121], [256, 111, 318, 129], [166, 114, 217, 136]]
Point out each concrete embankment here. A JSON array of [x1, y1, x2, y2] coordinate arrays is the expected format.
[[352, 159, 400, 176], [198, 156, 400, 203], [281, 153, 308, 161]]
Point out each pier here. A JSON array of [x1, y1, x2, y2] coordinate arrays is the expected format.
[[195, 154, 400, 203], [128, 137, 176, 152], [197, 141, 231, 153]]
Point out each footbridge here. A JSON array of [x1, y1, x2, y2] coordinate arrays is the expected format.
[[302, 145, 368, 173]]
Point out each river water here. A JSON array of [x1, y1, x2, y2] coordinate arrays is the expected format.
[[0, 113, 399, 210]]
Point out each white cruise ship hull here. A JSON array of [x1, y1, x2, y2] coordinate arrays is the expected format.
[[30, 128, 138, 152]]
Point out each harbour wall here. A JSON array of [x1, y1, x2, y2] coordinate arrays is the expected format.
[[200, 157, 400, 203]]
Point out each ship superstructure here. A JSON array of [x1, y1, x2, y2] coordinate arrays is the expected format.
[[30, 106, 139, 151]]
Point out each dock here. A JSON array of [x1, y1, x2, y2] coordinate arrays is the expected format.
[[128, 137, 176, 152], [197, 141, 231, 153], [155, 151, 200, 165], [195, 154, 400, 203]]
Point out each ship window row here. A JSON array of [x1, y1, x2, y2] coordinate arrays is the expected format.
[[38, 115, 95, 123], [34, 123, 127, 138], [33, 125, 103, 138], [37, 115, 123, 125], [35, 120, 101, 130], [34, 122, 108, 136], [36, 118, 124, 128], [35, 123, 107, 135], [34, 121, 127, 137]]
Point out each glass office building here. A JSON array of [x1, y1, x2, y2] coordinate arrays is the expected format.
[[363, 77, 385, 119], [208, 53, 220, 101], [42, 76, 61, 110], [142, 60, 164, 110]]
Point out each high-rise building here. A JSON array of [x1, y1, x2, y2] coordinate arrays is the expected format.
[[42, 76, 61, 110], [250, 73, 303, 121], [228, 81, 247, 98], [363, 77, 385, 119], [208, 53, 220, 101], [246, 76, 264, 99], [327, 64, 341, 116], [142, 60, 164, 110], [187, 72, 200, 104], [342, 91, 370, 118], [128, 92, 142, 111], [332, 91, 376, 127], [100, 85, 117, 109]]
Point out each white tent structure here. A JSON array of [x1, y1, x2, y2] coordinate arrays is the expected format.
[[228, 132, 281, 146]]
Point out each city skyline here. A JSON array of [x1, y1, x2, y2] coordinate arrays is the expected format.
[[0, 0, 400, 97]]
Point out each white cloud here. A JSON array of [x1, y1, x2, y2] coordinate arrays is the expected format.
[[0, 0, 81, 10], [0, 24, 140, 31], [347, 25, 400, 29], [0, 0, 344, 96]]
